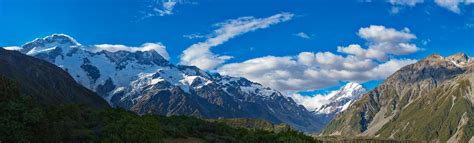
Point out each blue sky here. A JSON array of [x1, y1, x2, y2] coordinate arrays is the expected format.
[[1, 0, 474, 95]]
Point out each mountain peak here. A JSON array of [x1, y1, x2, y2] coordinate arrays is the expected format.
[[30, 34, 80, 46], [333, 82, 365, 99], [21, 34, 80, 53], [447, 52, 470, 63], [313, 82, 366, 116], [423, 54, 443, 61], [417, 53, 473, 68], [340, 82, 362, 91]]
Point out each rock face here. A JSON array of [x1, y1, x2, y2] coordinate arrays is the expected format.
[[313, 82, 366, 122], [0, 48, 109, 109], [320, 53, 474, 142], [18, 34, 325, 133]]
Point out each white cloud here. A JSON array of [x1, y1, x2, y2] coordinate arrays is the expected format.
[[387, 0, 423, 14], [3, 46, 22, 51], [387, 0, 474, 14], [180, 12, 294, 70], [183, 33, 206, 39], [293, 32, 313, 39], [142, 0, 196, 18], [93, 43, 170, 60], [390, 7, 402, 14], [218, 53, 416, 93], [218, 25, 419, 93], [338, 25, 419, 61], [358, 25, 416, 43], [286, 92, 335, 111], [434, 0, 474, 13], [435, 0, 463, 13], [389, 0, 424, 6], [154, 0, 177, 16]]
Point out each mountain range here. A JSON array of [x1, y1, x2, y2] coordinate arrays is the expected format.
[[320, 53, 474, 142], [5, 34, 472, 142], [17, 34, 326, 133]]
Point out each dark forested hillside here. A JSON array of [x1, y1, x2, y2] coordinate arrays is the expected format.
[[0, 76, 321, 143], [0, 48, 108, 108]]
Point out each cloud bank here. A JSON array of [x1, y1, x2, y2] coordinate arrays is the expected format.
[[218, 25, 419, 93]]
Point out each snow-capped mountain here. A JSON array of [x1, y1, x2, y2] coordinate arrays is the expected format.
[[313, 82, 366, 115], [18, 34, 325, 133]]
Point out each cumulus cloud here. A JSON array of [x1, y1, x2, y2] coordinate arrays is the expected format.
[[293, 32, 313, 39], [337, 25, 419, 61], [218, 25, 419, 93], [218, 54, 416, 93], [180, 12, 294, 70], [93, 43, 170, 60]]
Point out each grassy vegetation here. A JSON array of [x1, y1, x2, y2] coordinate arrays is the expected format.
[[375, 79, 473, 142], [321, 80, 473, 142], [0, 76, 322, 143], [207, 118, 292, 132]]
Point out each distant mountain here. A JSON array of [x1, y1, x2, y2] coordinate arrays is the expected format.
[[0, 48, 108, 109], [313, 82, 366, 122], [320, 53, 474, 142], [17, 34, 325, 133]]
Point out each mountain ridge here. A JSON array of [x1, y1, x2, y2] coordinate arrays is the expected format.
[[16, 34, 325, 133]]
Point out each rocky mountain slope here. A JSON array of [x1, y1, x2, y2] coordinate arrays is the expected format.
[[320, 53, 474, 142], [0, 48, 108, 109], [16, 34, 325, 133], [313, 82, 366, 122]]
